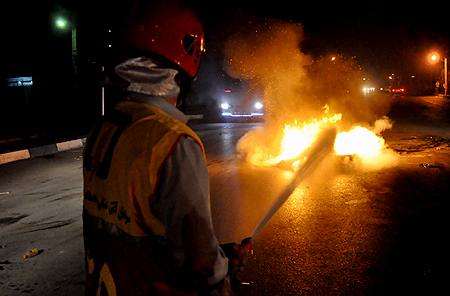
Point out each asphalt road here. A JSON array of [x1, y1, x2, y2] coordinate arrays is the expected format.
[[1, 96, 449, 295]]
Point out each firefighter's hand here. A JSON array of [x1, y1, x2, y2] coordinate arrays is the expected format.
[[220, 237, 253, 269], [220, 237, 253, 291]]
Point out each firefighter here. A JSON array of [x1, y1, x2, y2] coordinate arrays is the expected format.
[[82, 1, 251, 295]]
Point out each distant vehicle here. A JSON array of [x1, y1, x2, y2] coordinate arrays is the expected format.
[[220, 99, 264, 120], [217, 82, 264, 121], [389, 86, 406, 95]]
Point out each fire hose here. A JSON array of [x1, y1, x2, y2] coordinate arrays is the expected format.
[[252, 126, 337, 237], [223, 127, 337, 289]]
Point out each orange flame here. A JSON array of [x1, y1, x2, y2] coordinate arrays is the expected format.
[[240, 113, 342, 168], [334, 126, 385, 158], [239, 112, 397, 170]]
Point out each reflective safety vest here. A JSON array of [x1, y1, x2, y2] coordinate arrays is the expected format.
[[83, 100, 205, 296]]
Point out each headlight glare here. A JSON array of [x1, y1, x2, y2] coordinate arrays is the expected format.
[[254, 101, 263, 109]]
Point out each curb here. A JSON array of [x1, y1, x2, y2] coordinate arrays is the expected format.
[[0, 138, 85, 166]]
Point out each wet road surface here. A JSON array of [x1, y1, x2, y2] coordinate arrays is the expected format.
[[1, 96, 449, 295]]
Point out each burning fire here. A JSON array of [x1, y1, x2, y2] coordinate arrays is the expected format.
[[239, 112, 397, 171], [334, 127, 385, 157], [225, 21, 398, 171], [280, 114, 342, 159], [241, 113, 342, 167]]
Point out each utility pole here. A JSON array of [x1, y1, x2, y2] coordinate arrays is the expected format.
[[101, 66, 105, 116], [71, 26, 77, 76], [444, 57, 448, 97]]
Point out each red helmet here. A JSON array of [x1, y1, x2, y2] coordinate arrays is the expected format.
[[125, 1, 205, 78]]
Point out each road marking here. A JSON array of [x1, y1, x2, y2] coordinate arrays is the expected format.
[[0, 149, 30, 165], [56, 139, 84, 152]]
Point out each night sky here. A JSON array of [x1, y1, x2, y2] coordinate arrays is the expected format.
[[2, 1, 450, 87], [192, 0, 450, 83], [1, 0, 449, 142]]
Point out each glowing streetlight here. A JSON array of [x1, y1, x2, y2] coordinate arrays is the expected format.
[[54, 16, 68, 30], [429, 52, 440, 63], [428, 51, 448, 96]]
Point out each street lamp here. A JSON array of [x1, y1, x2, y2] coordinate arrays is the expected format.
[[54, 17, 68, 30], [428, 51, 448, 97], [446, 58, 448, 96], [53, 14, 78, 76]]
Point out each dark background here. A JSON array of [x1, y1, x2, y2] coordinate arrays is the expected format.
[[1, 0, 449, 151]]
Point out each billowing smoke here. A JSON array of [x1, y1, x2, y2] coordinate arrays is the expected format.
[[223, 20, 397, 171], [372, 116, 393, 134], [224, 21, 313, 126], [224, 20, 393, 127]]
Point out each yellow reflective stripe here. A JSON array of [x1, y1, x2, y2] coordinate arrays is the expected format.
[[94, 122, 120, 163], [87, 253, 95, 275], [146, 105, 206, 159], [183, 129, 206, 159], [148, 132, 182, 191], [97, 264, 116, 296]]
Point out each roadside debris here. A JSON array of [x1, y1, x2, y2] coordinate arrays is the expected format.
[[420, 163, 444, 169], [23, 248, 43, 260], [0, 260, 11, 271]]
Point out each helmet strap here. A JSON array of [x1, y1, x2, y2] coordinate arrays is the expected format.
[[175, 73, 192, 112]]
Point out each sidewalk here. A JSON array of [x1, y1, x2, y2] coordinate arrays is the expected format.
[[0, 113, 204, 166], [0, 138, 85, 165]]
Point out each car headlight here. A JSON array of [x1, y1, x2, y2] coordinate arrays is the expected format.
[[220, 102, 230, 110], [254, 101, 263, 110]]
